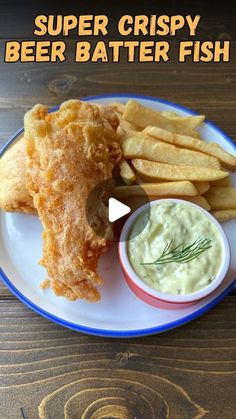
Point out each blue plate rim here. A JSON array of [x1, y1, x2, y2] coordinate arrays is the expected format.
[[0, 93, 236, 338]]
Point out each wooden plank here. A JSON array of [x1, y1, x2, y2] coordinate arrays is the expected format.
[[0, 59, 236, 151], [0, 298, 235, 418]]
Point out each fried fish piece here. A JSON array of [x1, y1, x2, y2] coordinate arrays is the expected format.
[[0, 104, 120, 215], [0, 138, 35, 214], [25, 100, 121, 301]]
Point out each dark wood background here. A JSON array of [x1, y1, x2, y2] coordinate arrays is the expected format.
[[0, 1, 235, 418]]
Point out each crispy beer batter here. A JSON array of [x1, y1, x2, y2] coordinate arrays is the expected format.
[[0, 138, 35, 214], [0, 103, 120, 215], [24, 100, 121, 301]]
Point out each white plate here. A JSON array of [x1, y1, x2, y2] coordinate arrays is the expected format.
[[0, 94, 236, 338]]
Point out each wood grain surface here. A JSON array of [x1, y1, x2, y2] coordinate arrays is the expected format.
[[0, 2, 236, 418]]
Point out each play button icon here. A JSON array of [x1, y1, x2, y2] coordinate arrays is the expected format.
[[86, 176, 150, 241], [108, 197, 131, 222]]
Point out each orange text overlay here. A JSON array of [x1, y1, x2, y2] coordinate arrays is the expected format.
[[5, 40, 230, 63], [32, 14, 201, 36], [3, 14, 231, 63]]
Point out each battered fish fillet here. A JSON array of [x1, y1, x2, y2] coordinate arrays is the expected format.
[[0, 138, 35, 214], [0, 103, 122, 215], [24, 100, 121, 301]]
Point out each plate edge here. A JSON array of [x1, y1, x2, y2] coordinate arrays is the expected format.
[[0, 93, 236, 338]]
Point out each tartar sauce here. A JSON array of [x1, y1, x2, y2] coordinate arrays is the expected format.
[[128, 201, 223, 295]]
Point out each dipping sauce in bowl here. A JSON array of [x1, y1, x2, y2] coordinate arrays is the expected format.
[[128, 201, 222, 295], [119, 199, 230, 309]]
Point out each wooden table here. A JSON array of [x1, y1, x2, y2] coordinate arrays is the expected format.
[[0, 3, 236, 418]]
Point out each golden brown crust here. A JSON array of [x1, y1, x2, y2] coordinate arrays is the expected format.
[[0, 138, 35, 214], [24, 100, 121, 302]]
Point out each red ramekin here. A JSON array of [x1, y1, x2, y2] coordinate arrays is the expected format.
[[118, 199, 230, 309]]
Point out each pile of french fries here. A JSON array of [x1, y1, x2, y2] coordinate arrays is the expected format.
[[110, 100, 236, 223]]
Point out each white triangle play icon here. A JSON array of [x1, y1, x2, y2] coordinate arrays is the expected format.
[[108, 197, 131, 222]]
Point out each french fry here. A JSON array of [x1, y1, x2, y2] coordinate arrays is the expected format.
[[109, 102, 125, 114], [123, 100, 199, 137], [144, 125, 236, 171], [115, 181, 198, 199], [212, 209, 236, 222], [161, 111, 179, 118], [193, 181, 210, 195], [182, 196, 211, 210], [119, 160, 136, 185], [132, 159, 228, 182], [122, 136, 220, 169], [120, 119, 139, 131], [205, 187, 236, 210], [162, 111, 205, 129], [117, 119, 142, 143], [116, 126, 125, 140], [122, 195, 210, 211]]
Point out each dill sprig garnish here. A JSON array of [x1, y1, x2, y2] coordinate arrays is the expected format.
[[141, 238, 212, 266]]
